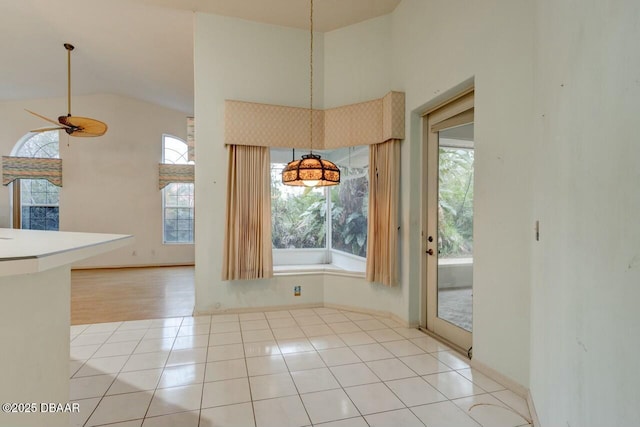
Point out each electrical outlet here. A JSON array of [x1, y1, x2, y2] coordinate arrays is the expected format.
[[294, 286, 301, 296]]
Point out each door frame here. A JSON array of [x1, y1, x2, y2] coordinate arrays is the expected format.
[[420, 89, 475, 352]]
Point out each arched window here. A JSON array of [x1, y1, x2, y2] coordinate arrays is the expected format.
[[162, 135, 194, 243], [11, 131, 60, 230]]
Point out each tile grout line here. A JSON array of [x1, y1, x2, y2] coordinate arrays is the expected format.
[[195, 315, 212, 427], [77, 324, 129, 427], [331, 332, 425, 427], [301, 309, 370, 426], [129, 316, 183, 425], [237, 315, 259, 427], [72, 310, 525, 427], [277, 310, 316, 427]]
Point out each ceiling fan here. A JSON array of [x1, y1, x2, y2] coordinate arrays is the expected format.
[[26, 43, 108, 137]]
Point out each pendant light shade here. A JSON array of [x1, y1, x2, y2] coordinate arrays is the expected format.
[[281, 0, 340, 188], [282, 153, 340, 187]]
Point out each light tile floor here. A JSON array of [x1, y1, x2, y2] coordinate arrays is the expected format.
[[69, 308, 532, 427]]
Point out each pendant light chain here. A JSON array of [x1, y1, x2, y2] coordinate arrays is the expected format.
[[309, 0, 314, 154], [281, 0, 340, 187]]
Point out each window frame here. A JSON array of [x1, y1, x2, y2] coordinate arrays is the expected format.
[[161, 134, 194, 245], [270, 147, 369, 272], [10, 131, 60, 231]]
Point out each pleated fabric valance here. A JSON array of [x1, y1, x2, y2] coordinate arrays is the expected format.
[[158, 164, 194, 190], [2, 156, 62, 187], [225, 91, 405, 149]]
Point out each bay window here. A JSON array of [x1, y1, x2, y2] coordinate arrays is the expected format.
[[270, 146, 369, 271]]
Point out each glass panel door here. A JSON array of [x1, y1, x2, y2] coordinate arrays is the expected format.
[[424, 102, 474, 352], [437, 124, 474, 333]]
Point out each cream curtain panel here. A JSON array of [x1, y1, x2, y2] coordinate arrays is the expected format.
[[222, 145, 273, 281], [2, 156, 62, 187], [366, 139, 400, 286]]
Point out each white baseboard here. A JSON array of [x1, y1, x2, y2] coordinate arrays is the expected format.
[[527, 389, 541, 427], [193, 302, 323, 316], [469, 358, 528, 398], [72, 263, 194, 270], [194, 301, 410, 327], [468, 358, 538, 426]]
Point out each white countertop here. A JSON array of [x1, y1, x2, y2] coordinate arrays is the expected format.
[[0, 229, 134, 276]]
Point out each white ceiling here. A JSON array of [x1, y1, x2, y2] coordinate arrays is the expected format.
[[0, 0, 400, 115]]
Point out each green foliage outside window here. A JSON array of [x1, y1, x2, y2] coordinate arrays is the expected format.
[[330, 167, 368, 257], [270, 158, 369, 258], [271, 165, 326, 249], [438, 147, 474, 257]]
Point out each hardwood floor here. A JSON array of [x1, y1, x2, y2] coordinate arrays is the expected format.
[[71, 266, 194, 325]]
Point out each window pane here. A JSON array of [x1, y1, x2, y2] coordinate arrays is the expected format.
[[271, 162, 326, 249], [177, 208, 192, 220], [20, 179, 60, 231], [163, 135, 192, 165], [177, 184, 192, 196], [177, 195, 192, 207], [438, 146, 474, 258], [330, 146, 369, 258], [14, 131, 60, 231], [164, 208, 194, 244], [177, 229, 193, 243], [166, 195, 178, 207], [177, 219, 191, 230], [21, 206, 58, 231], [165, 207, 178, 220], [164, 228, 177, 242], [16, 132, 59, 159], [162, 136, 194, 244]]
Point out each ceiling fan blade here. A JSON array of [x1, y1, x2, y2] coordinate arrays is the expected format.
[[30, 126, 66, 133], [25, 109, 71, 128], [61, 116, 108, 137]]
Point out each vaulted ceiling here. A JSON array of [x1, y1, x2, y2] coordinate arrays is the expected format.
[[0, 0, 400, 114]]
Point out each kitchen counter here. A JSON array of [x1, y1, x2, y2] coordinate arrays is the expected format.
[[0, 229, 133, 427]]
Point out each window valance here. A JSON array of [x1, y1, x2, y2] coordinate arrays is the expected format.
[[158, 164, 194, 190], [225, 91, 405, 149], [2, 156, 62, 187]]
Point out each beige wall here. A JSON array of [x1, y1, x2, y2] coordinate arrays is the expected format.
[[193, 14, 328, 313], [162, 0, 640, 422], [0, 94, 194, 267], [392, 0, 534, 388], [194, 0, 534, 389], [323, 14, 392, 109], [530, 0, 640, 425]]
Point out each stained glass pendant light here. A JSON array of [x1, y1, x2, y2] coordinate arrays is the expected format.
[[282, 0, 340, 187]]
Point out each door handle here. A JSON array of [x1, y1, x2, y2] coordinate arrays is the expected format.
[[426, 248, 434, 256]]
